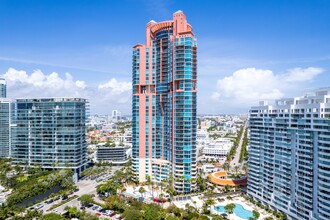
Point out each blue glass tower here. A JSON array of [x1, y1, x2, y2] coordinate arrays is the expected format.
[[132, 11, 197, 193]]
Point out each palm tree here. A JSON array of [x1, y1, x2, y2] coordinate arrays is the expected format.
[[159, 181, 166, 197], [252, 210, 260, 219], [138, 186, 146, 197], [243, 163, 248, 176], [150, 181, 155, 197], [223, 163, 230, 173], [234, 165, 240, 177], [224, 203, 236, 214]]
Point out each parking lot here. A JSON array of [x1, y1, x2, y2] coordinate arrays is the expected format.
[[83, 203, 123, 220], [29, 166, 123, 216]]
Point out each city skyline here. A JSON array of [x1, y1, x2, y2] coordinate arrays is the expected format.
[[1, 0, 330, 115]]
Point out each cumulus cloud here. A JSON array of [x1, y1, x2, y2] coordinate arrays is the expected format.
[[97, 79, 132, 104], [283, 67, 323, 82], [98, 78, 131, 94], [1, 68, 132, 114], [3, 68, 86, 97], [212, 67, 324, 107]]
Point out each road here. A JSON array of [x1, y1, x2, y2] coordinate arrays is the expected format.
[[37, 166, 122, 214], [230, 120, 248, 168]]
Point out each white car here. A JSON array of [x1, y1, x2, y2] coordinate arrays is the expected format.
[[106, 210, 113, 215], [35, 204, 44, 209]]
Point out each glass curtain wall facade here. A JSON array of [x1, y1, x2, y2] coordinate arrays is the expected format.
[[0, 99, 12, 158], [248, 89, 330, 220], [132, 11, 197, 193], [0, 78, 6, 98], [11, 98, 88, 174]]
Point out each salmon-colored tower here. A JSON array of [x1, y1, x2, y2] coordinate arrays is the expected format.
[[132, 11, 197, 193]]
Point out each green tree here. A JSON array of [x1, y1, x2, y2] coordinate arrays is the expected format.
[[243, 163, 248, 176], [144, 203, 162, 220], [65, 206, 80, 218], [79, 210, 99, 220], [41, 213, 66, 220], [234, 165, 240, 177], [196, 173, 207, 192], [79, 194, 95, 206], [122, 208, 143, 220], [138, 186, 146, 197], [224, 203, 236, 214], [24, 210, 42, 220], [223, 163, 230, 173], [165, 215, 181, 220], [202, 198, 215, 214], [252, 210, 260, 219], [105, 195, 125, 212], [225, 184, 230, 193]]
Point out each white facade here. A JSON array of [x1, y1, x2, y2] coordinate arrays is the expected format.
[[197, 164, 219, 174], [197, 129, 209, 140], [202, 138, 232, 158], [248, 88, 330, 220]]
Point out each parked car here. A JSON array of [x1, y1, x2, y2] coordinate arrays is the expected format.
[[106, 210, 113, 215], [35, 204, 44, 209], [91, 205, 98, 210], [110, 212, 116, 217], [45, 199, 53, 204], [86, 203, 94, 208]]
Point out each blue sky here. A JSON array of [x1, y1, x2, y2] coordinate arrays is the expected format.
[[1, 0, 329, 114]]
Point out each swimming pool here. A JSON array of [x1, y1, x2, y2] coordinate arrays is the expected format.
[[214, 203, 253, 220]]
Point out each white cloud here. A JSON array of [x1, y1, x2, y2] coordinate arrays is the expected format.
[[3, 68, 86, 97], [97, 79, 132, 105], [98, 78, 131, 94], [1, 68, 132, 114], [212, 67, 324, 108], [75, 80, 86, 89], [283, 67, 323, 82]]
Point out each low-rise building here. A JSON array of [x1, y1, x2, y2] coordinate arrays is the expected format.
[[96, 146, 127, 164], [197, 164, 219, 174], [202, 138, 232, 158]]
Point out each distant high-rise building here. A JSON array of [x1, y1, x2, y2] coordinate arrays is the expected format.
[[132, 11, 197, 193], [0, 78, 6, 98], [0, 98, 12, 158], [11, 98, 88, 175], [112, 110, 121, 121], [248, 88, 330, 220]]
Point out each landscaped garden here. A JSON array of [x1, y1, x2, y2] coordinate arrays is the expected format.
[[0, 158, 76, 219]]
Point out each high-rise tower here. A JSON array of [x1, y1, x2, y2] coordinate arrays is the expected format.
[[0, 78, 11, 158], [248, 89, 330, 220], [132, 11, 197, 193], [11, 98, 88, 178], [0, 78, 6, 98], [0, 99, 12, 158]]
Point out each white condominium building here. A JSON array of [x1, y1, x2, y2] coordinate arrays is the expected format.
[[248, 88, 330, 220]]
